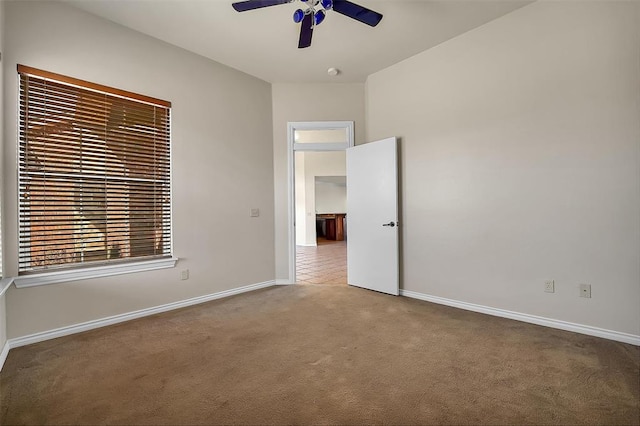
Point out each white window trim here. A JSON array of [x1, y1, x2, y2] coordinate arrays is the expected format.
[[0, 278, 14, 297], [13, 256, 178, 288]]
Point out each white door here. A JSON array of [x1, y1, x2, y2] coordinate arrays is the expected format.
[[346, 137, 399, 295]]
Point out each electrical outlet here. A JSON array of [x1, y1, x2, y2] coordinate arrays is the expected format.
[[579, 283, 591, 298], [544, 280, 555, 293], [181, 269, 189, 280], [250, 208, 260, 217]]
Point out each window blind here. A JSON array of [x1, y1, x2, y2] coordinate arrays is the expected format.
[[18, 65, 172, 274]]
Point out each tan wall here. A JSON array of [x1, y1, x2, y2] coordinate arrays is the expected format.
[[294, 153, 308, 246], [0, 0, 6, 351], [3, 1, 275, 338], [366, 1, 640, 335], [315, 182, 346, 215], [272, 83, 365, 281], [0, 296, 5, 354]]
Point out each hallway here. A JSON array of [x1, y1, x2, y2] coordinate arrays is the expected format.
[[295, 238, 347, 285]]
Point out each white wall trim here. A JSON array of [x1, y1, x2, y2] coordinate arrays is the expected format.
[[0, 341, 9, 372], [287, 121, 354, 285], [2, 280, 276, 367], [13, 256, 178, 288], [0, 277, 14, 297], [401, 289, 640, 346], [275, 279, 294, 285]]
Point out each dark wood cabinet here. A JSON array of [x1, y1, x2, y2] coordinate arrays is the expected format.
[[316, 213, 346, 241]]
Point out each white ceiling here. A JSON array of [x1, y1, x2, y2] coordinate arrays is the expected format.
[[66, 0, 531, 83]]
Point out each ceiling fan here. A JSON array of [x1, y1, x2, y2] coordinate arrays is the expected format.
[[232, 0, 383, 48]]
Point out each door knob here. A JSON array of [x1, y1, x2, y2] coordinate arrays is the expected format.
[[382, 221, 396, 227]]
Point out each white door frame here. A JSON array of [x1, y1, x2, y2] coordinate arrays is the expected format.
[[287, 121, 355, 284]]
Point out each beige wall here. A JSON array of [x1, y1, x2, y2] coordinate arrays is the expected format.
[[0, 296, 5, 355], [294, 153, 308, 246], [316, 182, 347, 215], [0, 0, 7, 352], [366, 1, 640, 335], [272, 83, 365, 281], [3, 1, 275, 338]]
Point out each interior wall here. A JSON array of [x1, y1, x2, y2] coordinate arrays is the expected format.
[[294, 153, 307, 246], [0, 0, 7, 352], [315, 182, 346, 214], [272, 83, 365, 281], [3, 1, 275, 338], [0, 296, 5, 355], [366, 1, 640, 335]]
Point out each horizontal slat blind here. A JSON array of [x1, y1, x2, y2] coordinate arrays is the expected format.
[[18, 65, 172, 274]]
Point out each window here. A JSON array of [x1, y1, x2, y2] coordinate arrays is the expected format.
[[17, 65, 172, 276]]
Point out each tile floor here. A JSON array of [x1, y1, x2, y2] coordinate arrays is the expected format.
[[296, 238, 347, 286]]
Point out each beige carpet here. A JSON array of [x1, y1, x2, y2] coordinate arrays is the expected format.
[[1, 285, 638, 425]]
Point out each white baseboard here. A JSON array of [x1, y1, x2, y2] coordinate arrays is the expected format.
[[276, 279, 294, 285], [2, 280, 276, 366], [3, 283, 634, 374], [401, 289, 640, 346]]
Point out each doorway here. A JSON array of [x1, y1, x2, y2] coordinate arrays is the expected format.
[[287, 121, 354, 285], [294, 152, 347, 285]]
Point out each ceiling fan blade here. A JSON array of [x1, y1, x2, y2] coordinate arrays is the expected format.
[[232, 0, 292, 12], [298, 12, 313, 48], [332, 0, 383, 27]]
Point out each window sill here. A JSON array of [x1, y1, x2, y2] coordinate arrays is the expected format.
[[13, 257, 178, 289]]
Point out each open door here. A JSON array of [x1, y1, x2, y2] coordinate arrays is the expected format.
[[346, 137, 399, 295]]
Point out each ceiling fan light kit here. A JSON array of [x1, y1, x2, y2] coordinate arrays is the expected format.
[[313, 9, 326, 25], [232, 0, 383, 48]]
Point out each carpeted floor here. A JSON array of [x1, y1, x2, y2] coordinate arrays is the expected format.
[[1, 285, 638, 425]]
